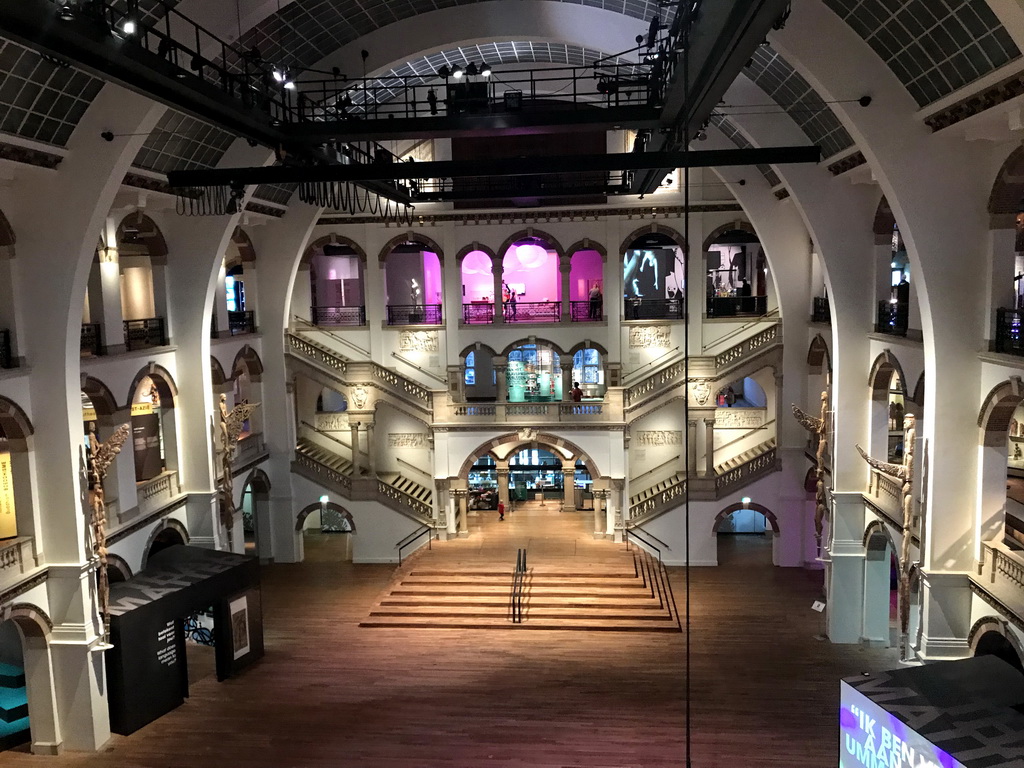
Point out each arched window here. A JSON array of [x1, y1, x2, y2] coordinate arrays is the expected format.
[[623, 232, 685, 320], [572, 348, 605, 398], [464, 351, 476, 386], [507, 343, 561, 402], [706, 229, 767, 317], [502, 237, 561, 323]]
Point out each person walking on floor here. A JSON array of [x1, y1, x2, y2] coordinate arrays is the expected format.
[[498, 501, 505, 521]]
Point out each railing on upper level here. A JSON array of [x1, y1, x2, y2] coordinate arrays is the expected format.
[[628, 475, 686, 525], [713, 325, 780, 370], [377, 477, 433, 523], [81, 323, 102, 357], [294, 445, 353, 493], [137, 470, 180, 517], [386, 304, 443, 326], [0, 328, 14, 369], [975, 540, 1024, 623], [504, 301, 561, 324], [995, 308, 1024, 356], [293, 315, 370, 358], [228, 310, 256, 336], [570, 300, 603, 322], [462, 302, 494, 324], [876, 300, 908, 337], [311, 305, 366, 327], [233, 433, 266, 467], [865, 467, 903, 526], [436, 396, 621, 425], [0, 537, 36, 591], [124, 317, 167, 350], [624, 297, 684, 321], [624, 359, 687, 408], [707, 296, 767, 318], [812, 296, 831, 324]]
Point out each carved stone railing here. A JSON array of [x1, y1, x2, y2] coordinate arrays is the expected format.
[[865, 468, 902, 523], [713, 325, 780, 371], [376, 479, 433, 525], [438, 396, 621, 425], [233, 433, 267, 468], [624, 359, 687, 408], [293, 449, 352, 493], [136, 471, 179, 517], [0, 537, 34, 584], [974, 540, 1024, 625], [371, 363, 431, 404], [627, 477, 687, 526], [714, 447, 778, 496], [287, 332, 348, 374]]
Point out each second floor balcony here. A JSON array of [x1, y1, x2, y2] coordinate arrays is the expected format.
[[996, 307, 1024, 356], [625, 297, 685, 321], [228, 310, 256, 336], [81, 323, 103, 357], [706, 296, 766, 318], [311, 305, 366, 327], [386, 304, 442, 326], [876, 300, 908, 337], [812, 296, 831, 324], [124, 317, 167, 351]]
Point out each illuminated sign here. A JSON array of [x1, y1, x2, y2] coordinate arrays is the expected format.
[[0, 451, 17, 538], [131, 402, 153, 416], [840, 681, 965, 768]]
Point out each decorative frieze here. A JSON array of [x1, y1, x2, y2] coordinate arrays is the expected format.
[[635, 430, 684, 446], [628, 326, 671, 349], [714, 408, 767, 429], [315, 413, 348, 431], [399, 330, 438, 352], [388, 433, 427, 448]]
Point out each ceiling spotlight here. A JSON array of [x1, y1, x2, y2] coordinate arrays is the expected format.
[[121, 19, 137, 35], [101, 130, 114, 142], [273, 69, 285, 83], [438, 65, 451, 78], [466, 62, 478, 77], [696, 129, 707, 141], [284, 79, 296, 90], [452, 65, 464, 80], [481, 62, 492, 77], [57, 1, 75, 21]]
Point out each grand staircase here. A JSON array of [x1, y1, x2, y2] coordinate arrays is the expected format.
[[629, 472, 687, 509], [361, 544, 679, 632], [714, 437, 777, 475], [0, 662, 29, 751], [296, 437, 354, 478]]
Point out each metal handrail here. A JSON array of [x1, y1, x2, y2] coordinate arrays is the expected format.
[[299, 420, 352, 452], [510, 548, 527, 624], [391, 352, 448, 384], [293, 315, 369, 358], [621, 346, 682, 385], [624, 525, 671, 556], [631, 456, 681, 485], [701, 311, 779, 354], [713, 419, 775, 456], [396, 456, 432, 483], [396, 525, 433, 565]]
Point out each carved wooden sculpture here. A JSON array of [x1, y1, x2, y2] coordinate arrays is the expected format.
[[88, 422, 131, 639], [792, 379, 830, 554], [855, 413, 916, 661], [216, 394, 260, 549]]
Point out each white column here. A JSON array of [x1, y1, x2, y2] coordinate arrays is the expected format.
[[212, 259, 230, 337], [826, 492, 867, 643]]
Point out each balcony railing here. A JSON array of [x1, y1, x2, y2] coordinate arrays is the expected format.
[[504, 301, 561, 323], [0, 328, 14, 369], [975, 540, 1024, 625], [124, 317, 167, 350], [228, 310, 256, 336], [706, 296, 767, 318], [570, 300, 604, 322], [812, 296, 831, 324], [311, 305, 366, 327], [462, 302, 494, 324], [996, 308, 1024, 356], [234, 433, 266, 466], [438, 396, 620, 424], [0, 537, 35, 587], [386, 304, 442, 325], [624, 297, 685, 320], [876, 301, 908, 337], [137, 470, 180, 517], [81, 323, 103, 357]]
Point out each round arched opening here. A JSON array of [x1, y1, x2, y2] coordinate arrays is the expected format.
[[147, 525, 186, 562], [0, 618, 31, 750], [241, 472, 271, 559], [623, 232, 685, 320], [307, 239, 366, 326], [975, 630, 1024, 673], [501, 236, 561, 324], [507, 342, 562, 402], [129, 374, 175, 483], [461, 248, 497, 324], [568, 248, 605, 322], [706, 229, 767, 318], [383, 240, 443, 326], [571, 346, 606, 400], [713, 502, 778, 567], [863, 526, 899, 648]]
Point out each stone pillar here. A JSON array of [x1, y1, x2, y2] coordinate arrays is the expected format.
[[349, 422, 362, 475], [446, 484, 458, 537], [496, 464, 510, 510], [434, 478, 450, 539], [593, 488, 607, 538], [560, 361, 573, 402], [494, 359, 508, 401], [826, 491, 867, 643], [686, 419, 698, 476], [455, 489, 469, 537], [559, 255, 572, 321], [365, 421, 377, 477], [493, 259, 505, 325], [610, 479, 625, 542], [97, 249, 125, 354], [150, 256, 170, 337], [561, 467, 576, 512], [703, 418, 716, 477], [211, 259, 229, 337]]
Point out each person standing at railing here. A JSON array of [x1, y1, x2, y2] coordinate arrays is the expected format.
[[571, 381, 583, 402], [588, 284, 603, 319]]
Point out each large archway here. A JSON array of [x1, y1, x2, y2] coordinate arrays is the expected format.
[[241, 469, 272, 560], [0, 606, 58, 754], [712, 501, 780, 566], [862, 521, 899, 649]]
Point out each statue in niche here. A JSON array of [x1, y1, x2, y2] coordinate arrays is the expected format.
[[216, 393, 260, 549], [792, 378, 831, 556], [855, 413, 918, 662], [88, 422, 131, 642]]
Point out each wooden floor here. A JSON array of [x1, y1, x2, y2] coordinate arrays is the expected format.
[[8, 504, 899, 766]]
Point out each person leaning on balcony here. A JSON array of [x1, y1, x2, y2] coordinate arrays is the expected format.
[[571, 382, 584, 402], [588, 284, 603, 319]]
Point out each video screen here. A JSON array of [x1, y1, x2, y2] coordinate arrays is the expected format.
[[840, 682, 965, 768]]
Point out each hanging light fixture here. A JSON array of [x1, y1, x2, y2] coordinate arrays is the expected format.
[[480, 62, 492, 78], [466, 62, 478, 77], [57, 1, 76, 21], [452, 65, 464, 80], [121, 18, 137, 35]]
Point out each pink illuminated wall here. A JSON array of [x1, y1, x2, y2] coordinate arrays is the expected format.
[[384, 247, 443, 305], [569, 250, 603, 301], [461, 250, 494, 301], [502, 241, 559, 302], [423, 251, 442, 305]]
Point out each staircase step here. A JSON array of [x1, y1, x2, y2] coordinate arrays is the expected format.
[[0, 664, 24, 689], [359, 616, 681, 632], [0, 686, 28, 724], [368, 608, 674, 621], [381, 598, 666, 609]]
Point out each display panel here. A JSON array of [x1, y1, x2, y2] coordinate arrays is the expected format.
[[840, 681, 965, 768]]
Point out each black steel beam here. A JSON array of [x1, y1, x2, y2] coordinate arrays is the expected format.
[[0, 1, 286, 148], [167, 146, 820, 187], [278, 105, 662, 143]]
